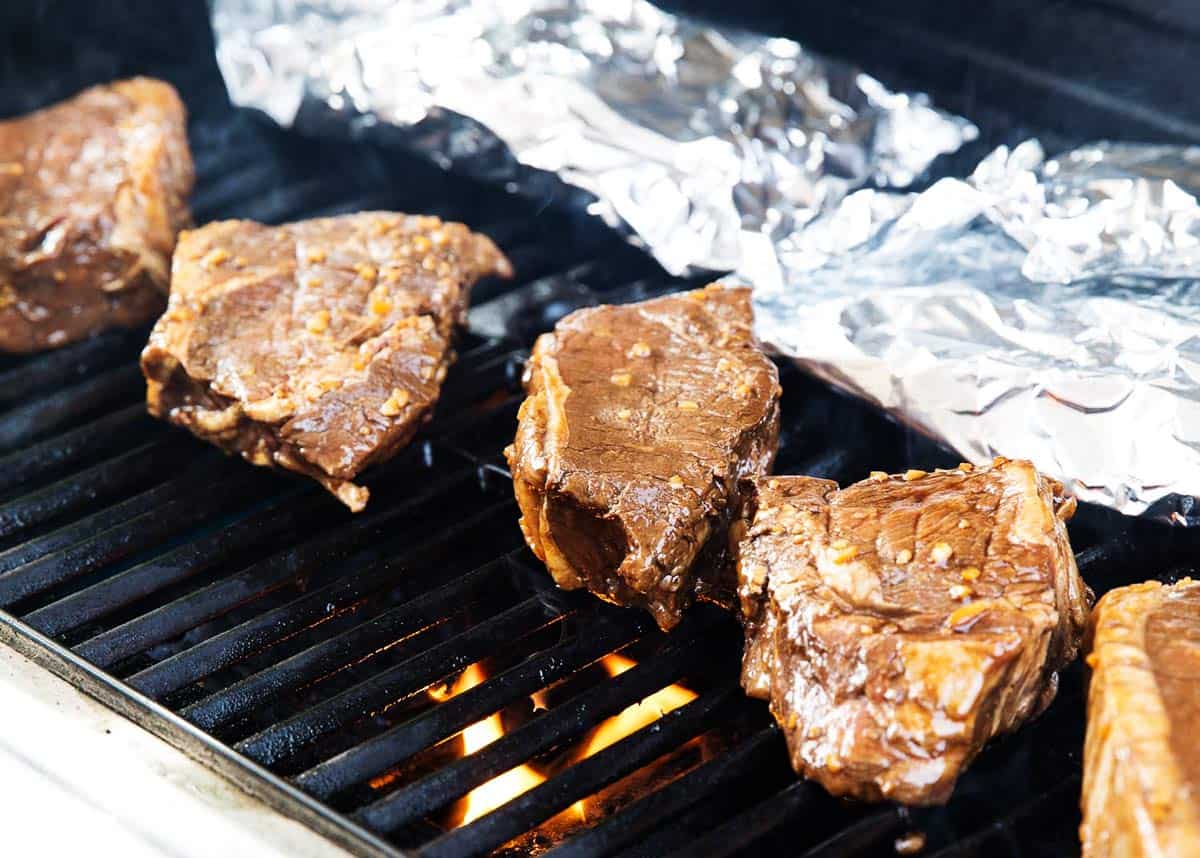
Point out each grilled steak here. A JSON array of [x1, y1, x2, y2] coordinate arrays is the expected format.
[[0, 78, 192, 352], [736, 459, 1087, 804], [506, 285, 781, 630], [142, 213, 510, 511], [1081, 578, 1200, 858]]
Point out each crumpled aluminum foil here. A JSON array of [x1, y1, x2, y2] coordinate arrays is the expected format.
[[210, 0, 976, 274], [751, 140, 1200, 521]]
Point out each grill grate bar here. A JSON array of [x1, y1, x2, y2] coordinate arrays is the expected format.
[[355, 613, 722, 832], [1071, 533, 1142, 594], [0, 457, 225, 581], [189, 160, 306, 224], [925, 775, 1081, 858], [122, 478, 496, 699], [22, 487, 311, 637], [437, 352, 520, 413], [294, 604, 647, 802], [0, 438, 183, 541], [498, 245, 591, 293], [547, 724, 784, 858], [74, 463, 480, 670], [0, 328, 144, 408], [425, 395, 523, 448], [0, 403, 153, 495], [0, 460, 263, 608], [415, 680, 743, 858], [234, 594, 567, 768], [253, 177, 383, 228], [665, 779, 828, 858], [569, 246, 665, 293], [789, 447, 863, 483], [181, 555, 517, 732], [0, 363, 144, 453], [794, 809, 908, 858]]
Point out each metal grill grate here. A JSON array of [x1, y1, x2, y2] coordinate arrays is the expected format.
[[1, 16, 1197, 857]]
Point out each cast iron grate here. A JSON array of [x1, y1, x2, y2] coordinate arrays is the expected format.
[[2, 11, 1198, 858]]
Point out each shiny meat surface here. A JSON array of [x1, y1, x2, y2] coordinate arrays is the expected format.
[[141, 212, 510, 511], [1081, 579, 1200, 858], [506, 285, 781, 630], [736, 459, 1087, 805], [0, 78, 193, 352]]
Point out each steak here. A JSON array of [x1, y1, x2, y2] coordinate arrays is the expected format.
[[506, 285, 781, 630], [0, 78, 192, 352], [142, 212, 510, 511], [1081, 578, 1200, 858], [736, 459, 1088, 804]]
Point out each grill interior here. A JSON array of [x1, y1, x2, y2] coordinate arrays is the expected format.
[[4, 3, 1200, 858]]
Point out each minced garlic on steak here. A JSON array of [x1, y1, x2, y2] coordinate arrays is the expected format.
[[141, 212, 510, 510]]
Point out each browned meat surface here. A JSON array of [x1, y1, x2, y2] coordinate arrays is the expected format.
[[1081, 579, 1200, 858], [0, 78, 193, 352], [736, 459, 1087, 805], [142, 212, 510, 511], [506, 285, 781, 630]]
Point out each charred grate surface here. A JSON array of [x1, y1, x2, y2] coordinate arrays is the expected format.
[[3, 7, 1200, 857]]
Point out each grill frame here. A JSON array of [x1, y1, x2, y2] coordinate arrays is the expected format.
[[0, 606, 403, 857]]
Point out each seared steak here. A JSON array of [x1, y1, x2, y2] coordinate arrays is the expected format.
[[506, 285, 781, 630], [736, 459, 1087, 805], [0, 78, 192, 352], [1082, 579, 1200, 858], [142, 213, 510, 511]]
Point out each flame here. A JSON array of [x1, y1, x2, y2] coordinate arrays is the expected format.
[[427, 654, 697, 830], [579, 654, 697, 757], [569, 653, 698, 820], [433, 664, 546, 826]]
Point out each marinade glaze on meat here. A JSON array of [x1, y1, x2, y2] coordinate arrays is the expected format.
[[507, 285, 782, 630], [736, 459, 1088, 804], [1082, 579, 1200, 858], [0, 78, 193, 352], [142, 212, 510, 511]]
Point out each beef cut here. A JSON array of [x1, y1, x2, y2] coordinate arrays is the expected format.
[[142, 212, 510, 511], [736, 459, 1088, 804], [507, 285, 781, 630], [1081, 578, 1200, 858], [0, 78, 193, 352]]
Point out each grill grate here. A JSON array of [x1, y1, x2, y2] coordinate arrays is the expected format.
[[3, 9, 1199, 856]]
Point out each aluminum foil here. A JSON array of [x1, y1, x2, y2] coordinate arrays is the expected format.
[[750, 140, 1200, 521], [210, 0, 976, 274]]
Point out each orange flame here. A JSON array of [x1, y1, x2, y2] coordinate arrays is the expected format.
[[569, 653, 697, 820], [579, 654, 697, 758], [433, 664, 546, 825], [429, 654, 697, 829]]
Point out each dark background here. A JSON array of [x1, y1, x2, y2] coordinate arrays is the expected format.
[[4, 1, 1197, 139]]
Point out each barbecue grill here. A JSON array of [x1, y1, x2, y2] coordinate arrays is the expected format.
[[3, 2, 1200, 856]]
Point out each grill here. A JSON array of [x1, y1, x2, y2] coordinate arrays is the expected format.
[[4, 3, 1200, 857]]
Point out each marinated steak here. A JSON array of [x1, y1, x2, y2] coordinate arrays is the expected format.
[[0, 78, 193, 352], [142, 213, 510, 511], [1081, 579, 1200, 858], [736, 459, 1087, 804], [506, 285, 781, 630]]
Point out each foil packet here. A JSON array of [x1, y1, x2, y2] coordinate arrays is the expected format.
[[751, 141, 1200, 521], [210, 0, 975, 274]]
